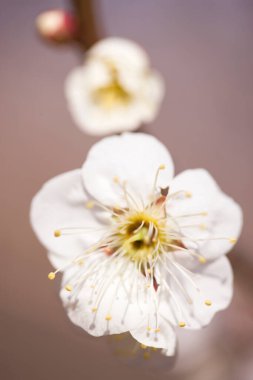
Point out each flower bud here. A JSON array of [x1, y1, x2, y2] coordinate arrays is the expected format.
[[35, 9, 77, 43]]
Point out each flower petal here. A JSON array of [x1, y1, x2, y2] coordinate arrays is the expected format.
[[65, 66, 164, 136], [168, 169, 220, 216], [139, 70, 165, 123], [159, 255, 233, 329], [30, 170, 104, 268], [130, 313, 176, 354], [60, 255, 146, 336], [194, 192, 242, 259], [167, 169, 242, 259], [82, 133, 174, 207], [89, 37, 149, 72]]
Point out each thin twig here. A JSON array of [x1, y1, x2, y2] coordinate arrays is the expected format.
[[71, 0, 102, 51]]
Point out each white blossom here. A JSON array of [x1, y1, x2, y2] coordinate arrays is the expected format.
[[30, 133, 242, 355], [65, 38, 164, 135]]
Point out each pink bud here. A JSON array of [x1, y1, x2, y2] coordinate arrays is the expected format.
[[35, 9, 77, 43]]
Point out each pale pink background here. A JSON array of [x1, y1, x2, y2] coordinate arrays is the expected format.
[[1, 1, 253, 379]]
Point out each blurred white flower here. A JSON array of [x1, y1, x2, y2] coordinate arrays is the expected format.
[[65, 38, 165, 135], [36, 9, 77, 43], [30, 133, 242, 355]]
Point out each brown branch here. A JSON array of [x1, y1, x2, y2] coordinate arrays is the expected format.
[[71, 0, 102, 51]]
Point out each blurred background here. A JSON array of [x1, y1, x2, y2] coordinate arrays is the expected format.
[[1, 0, 253, 379]]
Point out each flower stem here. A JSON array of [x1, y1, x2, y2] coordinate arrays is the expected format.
[[71, 0, 102, 51]]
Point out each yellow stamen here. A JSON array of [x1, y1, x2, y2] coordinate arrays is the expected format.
[[204, 299, 212, 306], [229, 238, 237, 244], [92, 307, 98, 313], [105, 314, 112, 321], [48, 272, 55, 280], [54, 230, 61, 237], [159, 164, 166, 170], [185, 191, 192, 198], [143, 352, 150, 360], [65, 284, 73, 292], [178, 321, 186, 328], [85, 201, 94, 209], [154, 328, 160, 333], [198, 256, 207, 264], [146, 326, 151, 331], [140, 344, 147, 349]]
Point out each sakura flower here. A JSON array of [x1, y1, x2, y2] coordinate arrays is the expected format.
[[30, 133, 242, 355], [65, 38, 164, 135]]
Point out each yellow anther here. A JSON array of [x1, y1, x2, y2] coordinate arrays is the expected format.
[[229, 238, 237, 244], [140, 344, 147, 349], [105, 314, 112, 321], [92, 307, 98, 313], [113, 176, 119, 183], [143, 352, 151, 360], [178, 321, 186, 328], [159, 164, 166, 170], [201, 211, 208, 216], [154, 328, 160, 333], [65, 284, 73, 292], [204, 299, 212, 306], [77, 259, 84, 266], [48, 272, 55, 280], [54, 230, 61, 237], [85, 200, 94, 209], [152, 347, 158, 352], [199, 256, 207, 264], [146, 326, 151, 332], [199, 223, 206, 230], [185, 191, 192, 198]]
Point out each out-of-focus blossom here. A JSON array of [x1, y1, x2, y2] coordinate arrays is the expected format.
[[30, 133, 242, 355], [36, 9, 77, 43], [65, 38, 165, 135]]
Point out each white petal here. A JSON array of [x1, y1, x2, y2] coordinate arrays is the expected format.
[[195, 192, 242, 259], [65, 66, 145, 136], [117, 69, 165, 125], [60, 256, 146, 336], [168, 169, 219, 216], [65, 38, 164, 136], [159, 256, 233, 329], [65, 67, 164, 136], [89, 37, 149, 72], [130, 313, 176, 354], [82, 133, 174, 207], [139, 70, 165, 123], [30, 170, 104, 268], [65, 66, 112, 135], [72, 63, 112, 90], [167, 169, 242, 259]]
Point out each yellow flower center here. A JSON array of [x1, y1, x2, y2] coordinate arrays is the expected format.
[[113, 211, 168, 264], [92, 80, 132, 109], [91, 60, 132, 109]]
